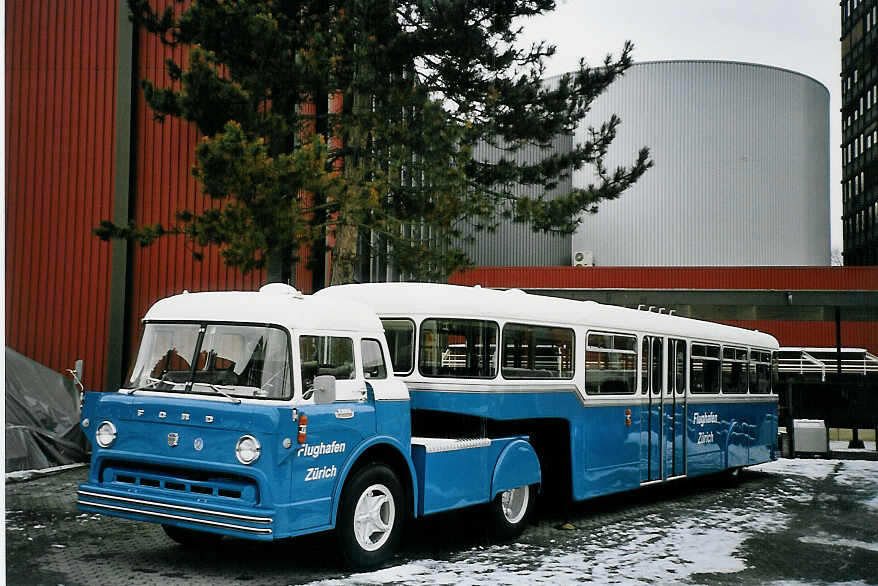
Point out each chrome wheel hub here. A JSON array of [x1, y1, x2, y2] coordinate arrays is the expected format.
[[353, 483, 395, 551], [500, 485, 529, 524]]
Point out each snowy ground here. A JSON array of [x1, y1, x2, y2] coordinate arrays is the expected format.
[[6, 459, 878, 585], [311, 459, 878, 586]]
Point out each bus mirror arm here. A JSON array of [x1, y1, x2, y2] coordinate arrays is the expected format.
[[313, 375, 336, 404]]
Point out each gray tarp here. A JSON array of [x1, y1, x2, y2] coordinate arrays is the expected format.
[[5, 347, 88, 472]]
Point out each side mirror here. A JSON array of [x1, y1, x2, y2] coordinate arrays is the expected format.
[[312, 375, 336, 404]]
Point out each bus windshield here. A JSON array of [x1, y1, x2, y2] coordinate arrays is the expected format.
[[126, 322, 293, 400]]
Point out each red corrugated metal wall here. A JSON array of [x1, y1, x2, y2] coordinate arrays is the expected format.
[[5, 0, 118, 390], [126, 4, 268, 362], [450, 267, 878, 355]]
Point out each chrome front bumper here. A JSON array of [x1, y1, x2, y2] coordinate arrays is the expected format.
[[77, 488, 274, 536]]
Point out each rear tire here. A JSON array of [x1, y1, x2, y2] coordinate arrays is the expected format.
[[162, 524, 222, 549], [487, 485, 532, 541], [336, 464, 405, 569], [722, 466, 744, 486]]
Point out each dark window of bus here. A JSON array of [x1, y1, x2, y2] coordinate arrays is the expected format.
[[722, 347, 748, 393], [667, 338, 686, 394], [585, 333, 637, 394], [690, 343, 720, 393], [299, 335, 355, 391], [361, 339, 387, 380], [640, 338, 650, 394], [675, 340, 687, 394], [380, 319, 414, 375], [771, 352, 779, 394], [502, 323, 574, 379], [750, 350, 771, 393], [651, 337, 663, 394], [419, 319, 498, 378]]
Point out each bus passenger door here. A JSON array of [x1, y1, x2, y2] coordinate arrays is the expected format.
[[665, 339, 687, 479], [641, 336, 664, 483]]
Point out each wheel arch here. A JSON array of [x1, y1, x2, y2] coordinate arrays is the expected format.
[[330, 436, 418, 527], [490, 438, 541, 500]]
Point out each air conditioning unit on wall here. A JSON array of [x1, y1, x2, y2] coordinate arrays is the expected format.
[[572, 250, 594, 267]]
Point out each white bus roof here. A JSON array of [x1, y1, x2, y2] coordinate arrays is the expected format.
[[143, 284, 383, 333], [317, 283, 779, 349]]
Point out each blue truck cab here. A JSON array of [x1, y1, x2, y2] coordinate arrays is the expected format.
[[77, 284, 541, 567]]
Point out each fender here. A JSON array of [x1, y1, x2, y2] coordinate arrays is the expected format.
[[490, 438, 541, 500], [329, 435, 419, 526]]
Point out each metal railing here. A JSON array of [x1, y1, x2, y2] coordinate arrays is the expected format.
[[777, 348, 878, 381]]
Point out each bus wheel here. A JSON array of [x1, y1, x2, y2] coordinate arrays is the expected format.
[[161, 524, 222, 549], [488, 485, 532, 540], [337, 464, 405, 569], [726, 466, 743, 484]]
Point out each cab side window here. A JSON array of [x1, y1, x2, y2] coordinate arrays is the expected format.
[[299, 335, 355, 391], [361, 339, 388, 380]]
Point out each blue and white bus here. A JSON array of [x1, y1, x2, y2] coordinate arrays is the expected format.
[[317, 283, 780, 500], [78, 282, 778, 568]]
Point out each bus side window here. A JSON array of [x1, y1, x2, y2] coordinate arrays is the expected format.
[[501, 323, 574, 380], [651, 338, 663, 394], [419, 318, 498, 379], [691, 343, 720, 394], [667, 338, 686, 394], [675, 340, 687, 394], [585, 332, 637, 395]]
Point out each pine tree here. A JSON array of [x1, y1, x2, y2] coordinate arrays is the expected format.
[[97, 0, 651, 286]]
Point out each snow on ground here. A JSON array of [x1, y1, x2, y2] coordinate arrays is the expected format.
[[308, 459, 878, 586], [799, 534, 878, 553], [750, 458, 838, 480]]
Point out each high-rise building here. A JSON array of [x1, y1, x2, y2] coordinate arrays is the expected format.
[[841, 0, 878, 265]]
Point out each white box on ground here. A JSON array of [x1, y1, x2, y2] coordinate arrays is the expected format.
[[793, 419, 828, 455]]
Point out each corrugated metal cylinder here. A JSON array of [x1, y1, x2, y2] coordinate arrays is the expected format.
[[569, 61, 831, 267]]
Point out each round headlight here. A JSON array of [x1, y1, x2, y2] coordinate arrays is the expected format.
[[95, 421, 117, 448], [235, 435, 261, 465]]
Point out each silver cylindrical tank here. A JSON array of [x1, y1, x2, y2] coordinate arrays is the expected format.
[[570, 60, 830, 266]]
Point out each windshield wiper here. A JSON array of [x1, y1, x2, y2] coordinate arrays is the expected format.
[[121, 378, 169, 394], [192, 382, 242, 404]]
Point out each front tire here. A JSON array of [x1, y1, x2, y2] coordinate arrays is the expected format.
[[336, 464, 405, 569], [487, 485, 532, 540]]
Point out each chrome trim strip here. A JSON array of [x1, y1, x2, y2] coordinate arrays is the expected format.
[[640, 479, 663, 486], [77, 489, 272, 523], [78, 499, 272, 535], [685, 395, 777, 405]]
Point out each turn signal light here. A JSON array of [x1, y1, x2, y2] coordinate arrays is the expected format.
[[298, 413, 308, 444]]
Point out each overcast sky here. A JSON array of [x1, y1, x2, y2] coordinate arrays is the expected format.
[[517, 0, 841, 251]]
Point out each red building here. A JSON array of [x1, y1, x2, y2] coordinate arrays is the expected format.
[[450, 267, 878, 355], [6, 1, 878, 391]]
